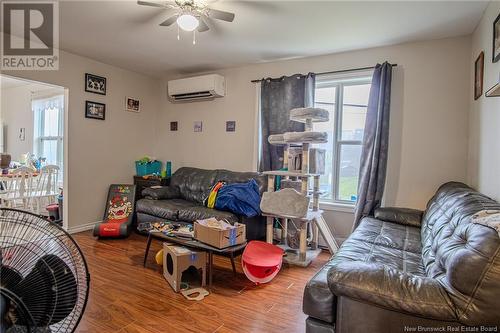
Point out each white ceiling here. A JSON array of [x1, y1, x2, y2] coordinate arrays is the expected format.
[[59, 1, 489, 77]]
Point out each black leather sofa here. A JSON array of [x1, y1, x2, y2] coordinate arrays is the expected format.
[[304, 182, 500, 332], [136, 167, 268, 240]]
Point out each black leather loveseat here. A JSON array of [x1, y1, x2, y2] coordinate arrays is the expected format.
[[136, 167, 267, 240], [304, 182, 500, 332]]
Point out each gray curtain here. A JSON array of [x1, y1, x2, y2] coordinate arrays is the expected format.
[[353, 62, 393, 229], [259, 73, 315, 171]]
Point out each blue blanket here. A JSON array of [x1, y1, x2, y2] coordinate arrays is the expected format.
[[215, 179, 261, 218]]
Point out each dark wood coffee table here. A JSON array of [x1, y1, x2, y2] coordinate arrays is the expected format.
[[143, 231, 247, 288]]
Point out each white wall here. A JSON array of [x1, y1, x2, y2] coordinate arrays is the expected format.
[[0, 33, 473, 240], [156, 36, 471, 240], [468, 1, 500, 202], [1, 83, 63, 161], [1, 40, 162, 231], [1, 85, 34, 160]]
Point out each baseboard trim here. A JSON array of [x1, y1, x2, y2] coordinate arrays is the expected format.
[[67, 221, 101, 234]]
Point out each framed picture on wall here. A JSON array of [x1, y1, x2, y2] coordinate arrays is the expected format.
[[226, 121, 236, 132], [85, 101, 106, 120], [194, 121, 202, 132], [474, 51, 484, 100], [170, 121, 178, 131], [494, 12, 500, 63], [125, 97, 140, 112], [85, 73, 106, 95]]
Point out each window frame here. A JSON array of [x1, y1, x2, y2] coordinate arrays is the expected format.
[[315, 73, 372, 206], [32, 94, 64, 171]]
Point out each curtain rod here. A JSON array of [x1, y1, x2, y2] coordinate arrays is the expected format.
[[250, 63, 398, 83]]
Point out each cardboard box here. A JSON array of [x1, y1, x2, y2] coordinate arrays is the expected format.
[[194, 222, 246, 249], [163, 243, 206, 292]]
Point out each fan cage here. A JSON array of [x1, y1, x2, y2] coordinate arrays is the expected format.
[[0, 208, 90, 333]]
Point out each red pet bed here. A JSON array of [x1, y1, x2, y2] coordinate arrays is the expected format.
[[242, 241, 284, 284]]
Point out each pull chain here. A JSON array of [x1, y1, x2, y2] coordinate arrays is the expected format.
[[177, 25, 180, 41], [193, 30, 196, 45]]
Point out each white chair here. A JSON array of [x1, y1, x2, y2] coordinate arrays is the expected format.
[[0, 166, 37, 212], [32, 165, 60, 214]]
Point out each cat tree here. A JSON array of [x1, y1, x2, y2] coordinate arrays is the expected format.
[[261, 107, 339, 266]]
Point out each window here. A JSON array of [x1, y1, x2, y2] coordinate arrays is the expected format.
[[313, 72, 372, 205], [32, 94, 64, 178]]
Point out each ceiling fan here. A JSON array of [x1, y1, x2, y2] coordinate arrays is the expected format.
[[137, 0, 235, 44]]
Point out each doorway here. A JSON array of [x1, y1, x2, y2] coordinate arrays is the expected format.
[[0, 74, 69, 230]]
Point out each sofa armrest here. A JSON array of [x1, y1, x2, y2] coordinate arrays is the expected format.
[[327, 262, 456, 321], [374, 207, 423, 227], [142, 186, 180, 200]]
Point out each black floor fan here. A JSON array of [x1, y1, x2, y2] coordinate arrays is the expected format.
[[0, 209, 90, 333]]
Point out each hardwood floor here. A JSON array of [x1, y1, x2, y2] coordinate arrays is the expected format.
[[72, 231, 329, 333]]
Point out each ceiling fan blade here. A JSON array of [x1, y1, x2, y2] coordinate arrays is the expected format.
[[159, 15, 178, 26], [208, 8, 235, 22], [137, 1, 165, 8], [197, 17, 210, 32]]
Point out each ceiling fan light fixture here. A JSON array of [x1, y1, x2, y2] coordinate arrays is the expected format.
[[177, 13, 199, 31]]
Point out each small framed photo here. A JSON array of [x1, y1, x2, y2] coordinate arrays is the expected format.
[[194, 121, 202, 132], [170, 121, 178, 131], [85, 101, 106, 120], [474, 51, 484, 100], [125, 97, 140, 113], [226, 121, 236, 132], [85, 73, 106, 95], [494, 12, 500, 63]]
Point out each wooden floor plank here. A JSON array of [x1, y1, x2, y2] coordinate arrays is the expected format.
[[73, 231, 329, 333]]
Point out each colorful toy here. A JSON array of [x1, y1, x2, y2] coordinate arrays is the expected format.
[[155, 249, 164, 266], [93, 184, 136, 238], [242, 241, 284, 284]]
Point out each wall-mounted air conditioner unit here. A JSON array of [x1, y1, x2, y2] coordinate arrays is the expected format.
[[167, 74, 225, 102]]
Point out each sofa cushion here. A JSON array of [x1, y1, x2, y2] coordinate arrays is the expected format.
[[374, 207, 423, 227], [170, 167, 218, 204], [328, 261, 456, 321], [169, 167, 268, 205], [177, 205, 238, 223], [420, 182, 500, 325], [349, 217, 422, 255], [136, 198, 194, 220], [332, 218, 425, 275], [215, 169, 268, 196], [142, 186, 180, 200], [303, 217, 424, 324]]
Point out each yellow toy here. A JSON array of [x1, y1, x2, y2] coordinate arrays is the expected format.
[[155, 249, 164, 266]]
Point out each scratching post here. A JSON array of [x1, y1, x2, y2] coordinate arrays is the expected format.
[[262, 107, 339, 267]]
